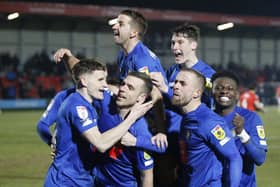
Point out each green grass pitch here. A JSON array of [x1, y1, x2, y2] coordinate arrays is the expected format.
[[0, 107, 278, 186]]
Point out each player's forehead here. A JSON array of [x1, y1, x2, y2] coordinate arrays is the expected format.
[[89, 70, 106, 78], [117, 14, 132, 24], [125, 75, 143, 85], [171, 33, 190, 43], [178, 70, 194, 79], [214, 77, 237, 87]]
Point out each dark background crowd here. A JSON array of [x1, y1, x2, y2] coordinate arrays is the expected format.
[[0, 51, 278, 104]]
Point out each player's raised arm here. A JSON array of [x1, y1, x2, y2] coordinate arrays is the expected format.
[[53, 48, 80, 71]]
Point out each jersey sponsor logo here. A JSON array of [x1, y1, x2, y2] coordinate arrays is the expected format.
[[256, 125, 265, 139], [138, 66, 149, 75], [211, 125, 226, 140], [76, 106, 88, 120]]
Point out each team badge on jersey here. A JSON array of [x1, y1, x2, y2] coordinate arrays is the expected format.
[[144, 152, 151, 160], [211, 125, 226, 140], [138, 66, 149, 75], [76, 106, 88, 120], [256, 125, 265, 139], [143, 152, 153, 166]]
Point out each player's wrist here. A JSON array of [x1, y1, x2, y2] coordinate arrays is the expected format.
[[237, 129, 250, 143]]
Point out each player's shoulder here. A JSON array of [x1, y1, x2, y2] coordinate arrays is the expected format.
[[236, 106, 259, 117], [196, 60, 216, 78], [54, 87, 75, 100], [135, 42, 158, 61], [197, 104, 225, 128]]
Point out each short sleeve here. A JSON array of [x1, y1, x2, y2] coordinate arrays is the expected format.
[[70, 105, 98, 133]]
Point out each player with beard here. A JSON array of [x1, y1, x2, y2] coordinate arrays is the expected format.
[[212, 71, 267, 187], [149, 23, 216, 186], [171, 68, 242, 187]]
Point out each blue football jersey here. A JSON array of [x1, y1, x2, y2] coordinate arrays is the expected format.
[[117, 41, 166, 80], [37, 87, 75, 145], [93, 92, 154, 186], [94, 89, 166, 153], [165, 60, 215, 141], [44, 92, 98, 187], [179, 104, 242, 187], [223, 106, 267, 187], [166, 60, 215, 106]]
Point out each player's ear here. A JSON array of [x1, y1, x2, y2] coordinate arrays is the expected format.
[[191, 40, 198, 50], [79, 75, 87, 87], [236, 90, 240, 101], [193, 89, 202, 99], [136, 93, 146, 104], [130, 29, 138, 39]]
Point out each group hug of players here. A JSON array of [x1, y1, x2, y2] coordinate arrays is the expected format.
[[37, 9, 267, 187]]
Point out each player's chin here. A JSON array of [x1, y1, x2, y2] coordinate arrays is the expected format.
[[94, 93, 104, 100]]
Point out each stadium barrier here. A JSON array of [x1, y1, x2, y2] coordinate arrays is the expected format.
[[0, 99, 48, 109]]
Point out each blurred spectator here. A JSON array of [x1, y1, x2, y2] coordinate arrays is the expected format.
[[276, 85, 280, 111], [239, 83, 265, 112]]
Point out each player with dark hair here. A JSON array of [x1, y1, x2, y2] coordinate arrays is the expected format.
[[212, 71, 267, 187], [93, 71, 156, 187], [54, 8, 168, 141], [171, 68, 242, 187], [149, 23, 216, 186], [43, 59, 152, 187]]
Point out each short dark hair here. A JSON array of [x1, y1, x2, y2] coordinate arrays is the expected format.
[[127, 71, 153, 95], [72, 58, 107, 84], [211, 71, 240, 87], [172, 23, 200, 42], [180, 67, 206, 91], [120, 9, 148, 39]]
